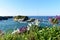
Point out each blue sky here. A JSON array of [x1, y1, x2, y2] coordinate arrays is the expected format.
[[0, 0, 60, 16]]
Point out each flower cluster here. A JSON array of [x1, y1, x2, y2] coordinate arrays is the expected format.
[[56, 16, 60, 20], [1, 26, 60, 40], [19, 27, 27, 33]]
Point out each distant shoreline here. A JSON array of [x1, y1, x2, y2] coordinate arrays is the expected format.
[[0, 16, 13, 20]]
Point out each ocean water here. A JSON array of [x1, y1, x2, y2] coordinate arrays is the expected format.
[[0, 18, 28, 32], [29, 16, 55, 27], [0, 16, 59, 32]]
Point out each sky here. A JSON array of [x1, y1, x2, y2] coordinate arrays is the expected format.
[[0, 0, 60, 16]]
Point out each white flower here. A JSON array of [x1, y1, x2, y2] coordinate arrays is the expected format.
[[34, 19, 40, 25], [27, 26, 30, 31], [12, 28, 20, 34], [28, 23, 32, 27]]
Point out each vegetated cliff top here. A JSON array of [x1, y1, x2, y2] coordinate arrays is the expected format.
[[14, 15, 29, 21], [14, 15, 29, 19]]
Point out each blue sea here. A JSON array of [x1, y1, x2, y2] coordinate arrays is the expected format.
[[0, 16, 60, 32]]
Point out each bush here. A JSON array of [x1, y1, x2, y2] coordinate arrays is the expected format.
[[0, 26, 60, 40]]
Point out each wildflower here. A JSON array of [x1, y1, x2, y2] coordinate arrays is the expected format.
[[34, 19, 40, 26], [27, 23, 33, 31], [19, 27, 27, 33], [27, 26, 30, 31], [56, 15, 60, 20], [12, 28, 20, 34], [28, 23, 32, 27]]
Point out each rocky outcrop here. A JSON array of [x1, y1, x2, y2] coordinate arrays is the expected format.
[[27, 18, 35, 22], [0, 16, 13, 20], [14, 15, 29, 21], [0, 17, 8, 20], [5, 16, 13, 19]]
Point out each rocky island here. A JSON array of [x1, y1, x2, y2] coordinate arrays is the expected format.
[[14, 15, 40, 25], [14, 15, 29, 22], [0, 16, 13, 20]]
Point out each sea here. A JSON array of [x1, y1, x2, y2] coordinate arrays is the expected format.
[[0, 16, 60, 32]]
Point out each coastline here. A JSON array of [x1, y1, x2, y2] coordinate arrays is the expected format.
[[0, 16, 13, 20]]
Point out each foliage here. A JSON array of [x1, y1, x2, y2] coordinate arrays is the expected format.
[[49, 18, 59, 24], [14, 15, 29, 20], [0, 26, 60, 40]]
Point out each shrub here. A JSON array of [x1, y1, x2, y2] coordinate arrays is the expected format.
[[0, 26, 60, 40]]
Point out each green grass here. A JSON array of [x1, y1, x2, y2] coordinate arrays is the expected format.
[[0, 25, 60, 40]]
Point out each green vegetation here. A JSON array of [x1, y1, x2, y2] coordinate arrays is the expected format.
[[49, 18, 59, 27], [50, 18, 58, 24], [14, 15, 26, 19], [0, 25, 60, 40], [14, 15, 29, 21]]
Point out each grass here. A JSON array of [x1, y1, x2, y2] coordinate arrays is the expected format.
[[0, 25, 60, 40]]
